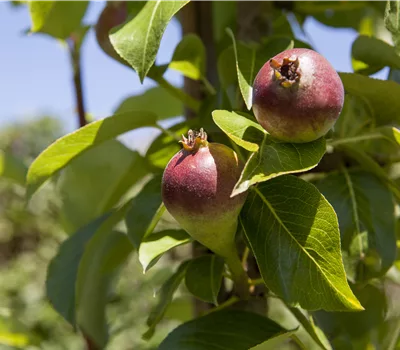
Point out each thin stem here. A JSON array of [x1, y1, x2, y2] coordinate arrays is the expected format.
[[201, 77, 217, 95], [328, 133, 382, 147], [229, 139, 245, 164], [157, 125, 181, 142], [291, 334, 307, 350], [155, 76, 201, 113], [241, 246, 250, 267], [341, 164, 363, 260], [68, 40, 86, 128], [249, 278, 264, 286], [225, 250, 250, 300], [203, 296, 240, 316]]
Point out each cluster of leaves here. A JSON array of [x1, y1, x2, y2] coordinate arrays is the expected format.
[[6, 1, 400, 349]]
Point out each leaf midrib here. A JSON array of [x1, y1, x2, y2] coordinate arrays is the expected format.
[[141, 0, 161, 76], [253, 187, 359, 308]]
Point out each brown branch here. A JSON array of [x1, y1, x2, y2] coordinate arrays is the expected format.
[[68, 39, 87, 128]]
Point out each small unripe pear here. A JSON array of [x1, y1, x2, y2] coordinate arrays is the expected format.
[[162, 129, 247, 258], [252, 48, 344, 143]]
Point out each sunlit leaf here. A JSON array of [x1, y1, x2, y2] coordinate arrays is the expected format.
[[233, 136, 326, 196], [27, 111, 157, 198], [109, 0, 189, 82], [169, 34, 206, 80], [241, 175, 363, 311], [226, 29, 294, 110], [29, 1, 88, 39], [385, 0, 400, 52], [212, 110, 265, 152], [139, 230, 191, 272], [114, 87, 183, 119]]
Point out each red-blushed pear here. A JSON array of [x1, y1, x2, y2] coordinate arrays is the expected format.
[[162, 129, 249, 298], [252, 48, 344, 143]]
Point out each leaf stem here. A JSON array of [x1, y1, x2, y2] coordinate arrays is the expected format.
[[201, 77, 217, 95], [291, 334, 307, 350], [155, 76, 201, 113], [241, 246, 250, 267], [249, 278, 264, 286], [157, 124, 181, 142], [328, 133, 382, 147], [68, 39, 87, 128], [225, 250, 250, 300], [203, 296, 240, 316]]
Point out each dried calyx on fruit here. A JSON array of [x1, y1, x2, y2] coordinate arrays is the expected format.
[[270, 55, 301, 88], [252, 48, 344, 143], [180, 128, 208, 151], [162, 129, 249, 298]]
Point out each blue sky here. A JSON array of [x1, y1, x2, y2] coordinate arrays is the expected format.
[[0, 2, 387, 151]]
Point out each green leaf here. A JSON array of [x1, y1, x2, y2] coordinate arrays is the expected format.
[[144, 261, 189, 339], [339, 73, 400, 125], [233, 136, 326, 196], [27, 111, 157, 198], [139, 230, 191, 272], [46, 213, 111, 326], [145, 122, 186, 169], [29, 1, 89, 39], [159, 309, 291, 350], [185, 255, 224, 305], [125, 175, 164, 248], [338, 144, 400, 202], [218, 46, 237, 89], [114, 87, 183, 119], [241, 175, 363, 311], [316, 170, 396, 282], [76, 230, 132, 348], [212, 110, 265, 152], [46, 203, 130, 327], [212, 2, 237, 43], [310, 7, 369, 30], [109, 0, 189, 82], [57, 140, 148, 233], [289, 308, 332, 350], [169, 34, 206, 80], [0, 151, 27, 186], [313, 284, 387, 343], [380, 126, 400, 145], [226, 28, 257, 110], [352, 35, 400, 73], [295, 1, 367, 14], [226, 30, 294, 110], [385, 1, 400, 52], [333, 95, 374, 139]]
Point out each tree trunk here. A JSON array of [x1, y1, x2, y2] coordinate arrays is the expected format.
[[180, 1, 270, 317]]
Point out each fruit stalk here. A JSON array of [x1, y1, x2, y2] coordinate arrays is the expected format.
[[225, 248, 250, 300]]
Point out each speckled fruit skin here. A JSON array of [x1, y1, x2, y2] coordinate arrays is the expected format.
[[162, 142, 247, 258], [252, 48, 344, 143]]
